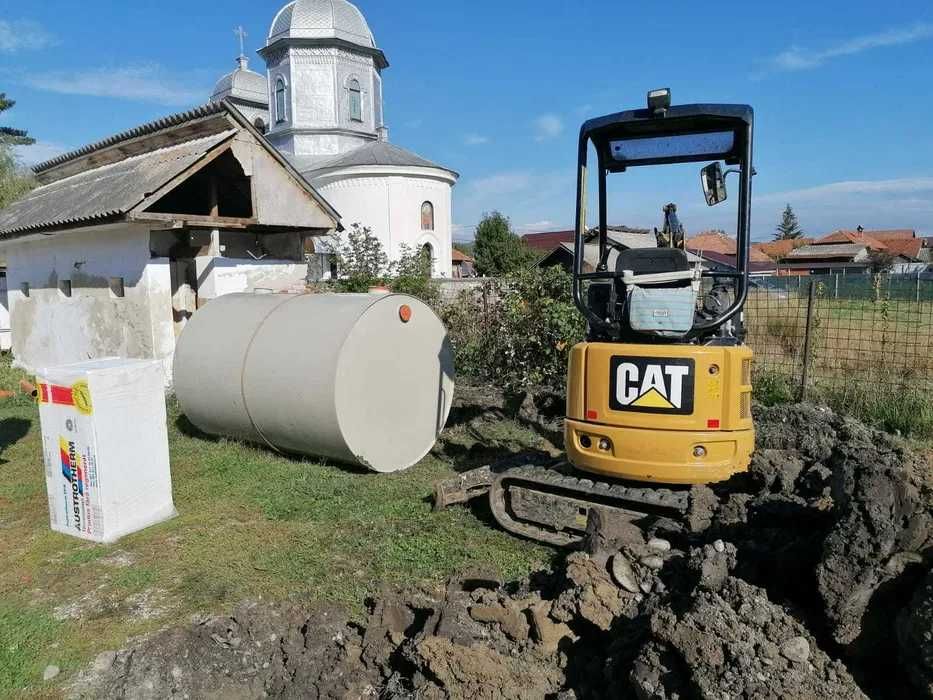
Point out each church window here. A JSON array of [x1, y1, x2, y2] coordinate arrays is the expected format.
[[275, 78, 287, 123], [421, 201, 435, 231], [348, 79, 362, 122]]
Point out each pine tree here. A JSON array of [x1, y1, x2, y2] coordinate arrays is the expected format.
[[473, 211, 535, 277], [0, 93, 34, 147], [774, 204, 804, 240]]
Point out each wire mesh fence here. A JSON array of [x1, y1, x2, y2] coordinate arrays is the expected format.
[[745, 273, 933, 436]]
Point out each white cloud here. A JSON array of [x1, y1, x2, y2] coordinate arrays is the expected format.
[[517, 220, 557, 233], [755, 177, 933, 203], [0, 20, 56, 53], [14, 141, 70, 166], [24, 64, 207, 106], [534, 113, 564, 142], [767, 22, 933, 72], [466, 171, 537, 199], [464, 133, 489, 146]]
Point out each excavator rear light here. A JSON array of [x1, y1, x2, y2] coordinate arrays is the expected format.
[[598, 438, 611, 452], [579, 435, 592, 449], [693, 446, 707, 458]]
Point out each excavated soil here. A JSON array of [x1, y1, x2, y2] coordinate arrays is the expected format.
[[69, 394, 932, 699]]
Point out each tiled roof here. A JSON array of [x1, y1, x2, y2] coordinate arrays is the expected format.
[[884, 238, 924, 260], [698, 249, 777, 273], [451, 249, 474, 263], [752, 238, 813, 260], [522, 226, 651, 252], [814, 230, 888, 249], [687, 231, 772, 262], [861, 229, 915, 241], [522, 230, 575, 251]]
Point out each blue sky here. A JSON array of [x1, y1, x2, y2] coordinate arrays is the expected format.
[[2, 0, 932, 241]]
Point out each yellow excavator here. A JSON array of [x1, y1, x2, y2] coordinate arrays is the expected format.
[[435, 90, 755, 546]]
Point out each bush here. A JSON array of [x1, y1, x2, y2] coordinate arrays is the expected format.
[[439, 266, 585, 392], [330, 224, 388, 293], [327, 225, 439, 305]]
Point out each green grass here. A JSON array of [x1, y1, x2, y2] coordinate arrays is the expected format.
[[0, 357, 550, 697]]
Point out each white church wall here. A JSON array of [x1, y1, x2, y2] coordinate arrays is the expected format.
[[2, 223, 176, 379], [313, 170, 453, 278]]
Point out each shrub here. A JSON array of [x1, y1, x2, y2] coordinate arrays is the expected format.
[[439, 266, 585, 392], [329, 224, 388, 293]]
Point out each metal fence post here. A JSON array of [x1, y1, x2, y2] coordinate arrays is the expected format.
[[799, 280, 817, 402]]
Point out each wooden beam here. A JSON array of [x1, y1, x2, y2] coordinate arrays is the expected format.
[[130, 212, 257, 229]]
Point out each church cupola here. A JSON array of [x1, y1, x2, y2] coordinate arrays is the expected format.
[[211, 27, 270, 132], [259, 0, 388, 161]]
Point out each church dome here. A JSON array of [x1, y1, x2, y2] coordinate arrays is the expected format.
[[211, 56, 268, 105], [268, 0, 377, 49]]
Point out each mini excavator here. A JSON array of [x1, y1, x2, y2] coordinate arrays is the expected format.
[[435, 90, 756, 546]]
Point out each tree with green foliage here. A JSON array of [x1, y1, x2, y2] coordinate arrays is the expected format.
[[329, 223, 388, 292], [0, 93, 34, 147], [774, 204, 804, 240], [472, 211, 535, 277], [0, 93, 35, 210], [867, 248, 896, 274], [389, 243, 439, 306], [0, 146, 34, 210]]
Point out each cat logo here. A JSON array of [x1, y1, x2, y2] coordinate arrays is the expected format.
[[609, 356, 695, 415]]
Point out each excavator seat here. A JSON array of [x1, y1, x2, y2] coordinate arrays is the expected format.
[[587, 248, 697, 340]]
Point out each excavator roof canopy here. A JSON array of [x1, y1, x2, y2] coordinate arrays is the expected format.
[[582, 103, 753, 172]]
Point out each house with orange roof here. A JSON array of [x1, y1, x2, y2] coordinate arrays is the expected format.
[[777, 227, 928, 274]]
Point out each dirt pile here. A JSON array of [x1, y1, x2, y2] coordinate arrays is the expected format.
[[68, 401, 932, 699]]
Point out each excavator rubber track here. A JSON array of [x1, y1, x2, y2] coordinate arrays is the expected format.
[[488, 461, 690, 547]]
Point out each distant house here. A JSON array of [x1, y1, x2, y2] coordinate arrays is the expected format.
[[522, 230, 575, 255], [752, 238, 814, 262], [777, 228, 928, 274], [685, 231, 774, 275], [523, 225, 650, 257], [539, 228, 702, 273], [451, 249, 476, 278]]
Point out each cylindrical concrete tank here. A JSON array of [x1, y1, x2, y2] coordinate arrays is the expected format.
[[173, 293, 455, 473]]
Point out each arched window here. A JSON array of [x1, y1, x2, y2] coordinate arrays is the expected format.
[[421, 201, 435, 231], [275, 78, 287, 123], [348, 79, 362, 122]]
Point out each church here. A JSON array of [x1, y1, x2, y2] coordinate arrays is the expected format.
[[210, 0, 459, 278]]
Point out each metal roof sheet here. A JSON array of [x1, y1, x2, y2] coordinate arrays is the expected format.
[[0, 132, 235, 238], [297, 140, 457, 176], [786, 244, 866, 259]]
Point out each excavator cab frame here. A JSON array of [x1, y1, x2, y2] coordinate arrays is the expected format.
[[573, 93, 754, 341]]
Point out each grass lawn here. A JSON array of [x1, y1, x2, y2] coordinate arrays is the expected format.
[[0, 358, 550, 698]]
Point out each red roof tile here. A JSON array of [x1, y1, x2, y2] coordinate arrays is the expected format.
[[521, 230, 575, 251], [861, 229, 915, 241], [688, 232, 772, 262], [814, 230, 888, 250], [752, 238, 814, 260], [451, 249, 474, 263], [883, 238, 924, 260]]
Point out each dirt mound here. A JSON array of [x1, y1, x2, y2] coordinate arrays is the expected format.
[[68, 402, 932, 699]]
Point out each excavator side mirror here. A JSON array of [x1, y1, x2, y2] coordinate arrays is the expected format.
[[701, 162, 727, 206]]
